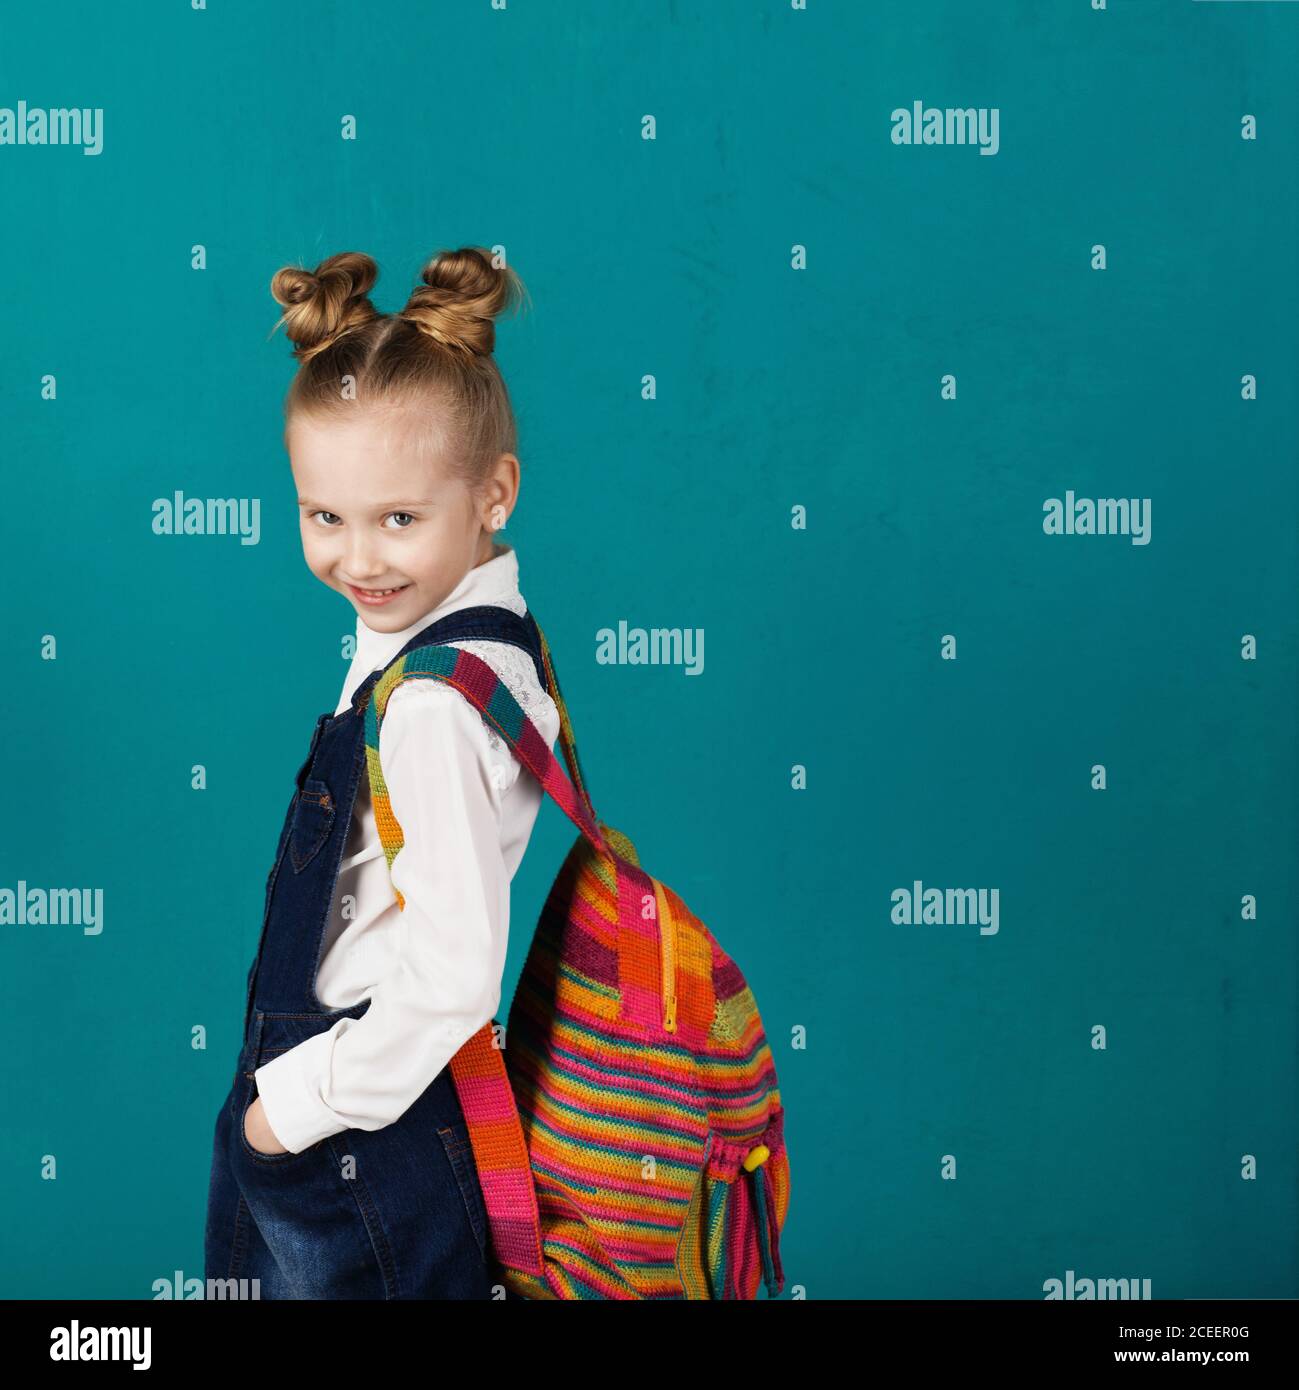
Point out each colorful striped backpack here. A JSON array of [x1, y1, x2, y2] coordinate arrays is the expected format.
[[362, 613, 790, 1299]]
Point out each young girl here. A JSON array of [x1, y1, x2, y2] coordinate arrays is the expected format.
[[204, 247, 560, 1299]]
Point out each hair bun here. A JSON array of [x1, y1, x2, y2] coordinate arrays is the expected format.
[[270, 251, 379, 363], [399, 246, 526, 356]]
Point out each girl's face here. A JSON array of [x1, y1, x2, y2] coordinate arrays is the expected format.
[[288, 410, 509, 633]]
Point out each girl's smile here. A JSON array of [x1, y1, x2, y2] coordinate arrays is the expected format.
[[346, 582, 413, 607]]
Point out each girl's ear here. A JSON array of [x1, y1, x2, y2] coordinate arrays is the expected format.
[[475, 452, 521, 530]]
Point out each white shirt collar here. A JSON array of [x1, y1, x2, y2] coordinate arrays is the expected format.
[[339, 541, 526, 711]]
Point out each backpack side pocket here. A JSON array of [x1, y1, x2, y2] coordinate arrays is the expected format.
[[674, 1114, 787, 1299]]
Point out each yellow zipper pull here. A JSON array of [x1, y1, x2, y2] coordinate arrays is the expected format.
[[653, 877, 678, 1033]]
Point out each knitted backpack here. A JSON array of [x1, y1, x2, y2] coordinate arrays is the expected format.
[[361, 616, 790, 1299]]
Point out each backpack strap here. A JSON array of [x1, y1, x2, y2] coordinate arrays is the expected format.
[[364, 639, 608, 870], [355, 605, 604, 854], [524, 612, 600, 833], [359, 623, 612, 1281]]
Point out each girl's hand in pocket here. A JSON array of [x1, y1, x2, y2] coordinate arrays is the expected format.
[[243, 1093, 290, 1156]]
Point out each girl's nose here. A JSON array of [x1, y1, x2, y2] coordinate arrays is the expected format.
[[345, 544, 384, 579]]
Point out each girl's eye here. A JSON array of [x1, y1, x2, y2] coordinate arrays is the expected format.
[[307, 511, 415, 528]]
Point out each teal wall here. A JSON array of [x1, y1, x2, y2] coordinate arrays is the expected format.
[[0, 0, 1295, 1299]]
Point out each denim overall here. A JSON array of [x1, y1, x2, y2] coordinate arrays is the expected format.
[[204, 604, 549, 1299]]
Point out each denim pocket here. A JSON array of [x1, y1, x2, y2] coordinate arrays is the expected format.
[[288, 777, 335, 873], [438, 1122, 489, 1262], [235, 1072, 319, 1168]]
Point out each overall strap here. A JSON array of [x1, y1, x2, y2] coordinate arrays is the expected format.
[[384, 603, 548, 690]]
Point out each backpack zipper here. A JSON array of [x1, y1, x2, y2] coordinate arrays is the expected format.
[[653, 877, 678, 1032]]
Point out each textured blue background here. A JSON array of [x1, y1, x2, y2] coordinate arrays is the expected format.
[[0, 0, 1295, 1299]]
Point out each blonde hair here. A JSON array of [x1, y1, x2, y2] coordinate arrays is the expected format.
[[269, 246, 528, 494]]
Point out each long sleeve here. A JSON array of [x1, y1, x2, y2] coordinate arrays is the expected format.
[[253, 680, 514, 1154]]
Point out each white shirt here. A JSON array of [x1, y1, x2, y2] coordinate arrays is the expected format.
[[253, 542, 560, 1154]]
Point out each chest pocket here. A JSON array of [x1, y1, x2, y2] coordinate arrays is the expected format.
[[289, 776, 335, 873]]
